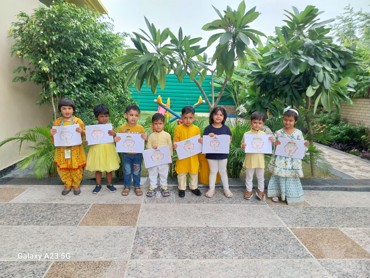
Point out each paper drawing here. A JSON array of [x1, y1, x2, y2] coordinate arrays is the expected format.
[[116, 133, 144, 153], [202, 135, 230, 154], [275, 137, 306, 159], [86, 124, 114, 145], [53, 125, 82, 147], [244, 134, 272, 154], [143, 146, 172, 168], [176, 135, 202, 160]]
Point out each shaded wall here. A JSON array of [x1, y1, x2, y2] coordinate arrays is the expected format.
[[340, 98, 370, 128]]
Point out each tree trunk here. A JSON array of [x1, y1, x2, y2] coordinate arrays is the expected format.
[[305, 96, 315, 176]]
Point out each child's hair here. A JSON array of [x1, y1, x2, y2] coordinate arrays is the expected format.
[[209, 106, 227, 125], [152, 113, 165, 123], [93, 104, 109, 118], [125, 103, 140, 114], [58, 98, 76, 112], [283, 108, 298, 121], [250, 111, 266, 122], [181, 106, 195, 115]]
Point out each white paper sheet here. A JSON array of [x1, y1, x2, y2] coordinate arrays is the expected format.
[[85, 124, 114, 145], [175, 135, 202, 160], [115, 133, 145, 153], [244, 134, 273, 154], [53, 124, 82, 147], [275, 137, 306, 159], [143, 146, 172, 168], [202, 135, 230, 154]]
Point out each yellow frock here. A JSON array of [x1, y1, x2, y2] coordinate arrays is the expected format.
[[86, 143, 120, 172]]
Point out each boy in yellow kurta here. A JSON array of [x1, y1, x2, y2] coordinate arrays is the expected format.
[[173, 106, 202, 198], [241, 112, 273, 201], [51, 98, 86, 196]]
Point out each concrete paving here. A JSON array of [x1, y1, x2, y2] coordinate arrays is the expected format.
[[0, 145, 370, 277]]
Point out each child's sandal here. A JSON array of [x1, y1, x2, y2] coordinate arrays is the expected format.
[[134, 187, 143, 196]]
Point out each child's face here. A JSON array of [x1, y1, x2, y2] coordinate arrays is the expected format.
[[182, 112, 195, 127], [97, 113, 109, 124], [60, 106, 74, 119], [125, 109, 140, 126], [250, 119, 264, 131], [212, 110, 224, 125], [283, 115, 296, 129], [152, 119, 164, 133]]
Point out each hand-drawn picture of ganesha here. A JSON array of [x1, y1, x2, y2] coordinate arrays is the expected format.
[[151, 149, 164, 163], [210, 136, 220, 152], [59, 128, 73, 145], [122, 135, 135, 152], [284, 141, 298, 157], [183, 140, 194, 154], [91, 127, 104, 142], [251, 136, 264, 152]]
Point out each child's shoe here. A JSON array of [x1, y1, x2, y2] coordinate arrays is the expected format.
[[61, 187, 71, 196], [121, 187, 130, 196], [244, 191, 253, 200], [224, 189, 233, 198], [272, 196, 279, 202], [205, 189, 215, 198], [256, 190, 265, 201], [134, 187, 143, 196], [73, 187, 81, 195], [191, 188, 202, 196], [161, 186, 170, 197], [93, 185, 102, 194], [106, 184, 117, 192], [178, 190, 185, 198], [146, 187, 156, 197]]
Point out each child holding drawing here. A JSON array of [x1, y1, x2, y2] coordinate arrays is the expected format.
[[146, 113, 173, 197], [173, 106, 202, 198], [241, 112, 272, 201], [85, 104, 120, 194], [202, 106, 233, 198], [267, 107, 309, 205], [50, 98, 86, 196]]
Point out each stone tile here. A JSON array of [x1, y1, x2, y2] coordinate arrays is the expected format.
[[80, 204, 140, 226], [0, 261, 50, 278], [10, 185, 143, 204], [0, 226, 135, 260], [342, 228, 370, 253], [44, 261, 127, 278], [272, 207, 370, 228], [265, 198, 310, 206], [0, 203, 90, 226], [131, 227, 311, 259], [319, 259, 370, 278], [0, 187, 27, 202], [305, 191, 370, 207], [127, 259, 329, 278], [291, 228, 370, 259], [138, 204, 283, 227]]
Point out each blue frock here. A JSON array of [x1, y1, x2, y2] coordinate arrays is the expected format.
[[267, 128, 305, 204]]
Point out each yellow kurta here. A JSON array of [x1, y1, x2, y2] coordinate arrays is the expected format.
[[53, 117, 86, 170], [146, 130, 173, 155], [173, 124, 200, 174], [243, 129, 266, 169]]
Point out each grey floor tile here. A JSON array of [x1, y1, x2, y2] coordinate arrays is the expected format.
[[0, 203, 90, 226], [10, 185, 143, 204], [342, 228, 370, 253], [138, 204, 283, 227], [0, 261, 50, 278], [131, 227, 311, 259], [44, 260, 127, 278], [0, 226, 135, 260], [127, 259, 329, 278], [0, 187, 27, 202], [272, 207, 370, 228], [319, 259, 370, 278], [305, 191, 370, 207]]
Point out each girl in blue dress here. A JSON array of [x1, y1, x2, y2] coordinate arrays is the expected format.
[[267, 107, 308, 205]]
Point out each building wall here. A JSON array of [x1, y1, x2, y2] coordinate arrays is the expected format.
[[340, 98, 370, 128], [0, 0, 51, 171]]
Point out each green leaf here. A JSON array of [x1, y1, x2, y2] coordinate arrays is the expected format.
[[220, 31, 233, 45], [306, 85, 316, 97]]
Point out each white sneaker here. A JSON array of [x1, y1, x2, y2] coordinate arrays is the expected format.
[[272, 196, 279, 202], [223, 189, 233, 198], [205, 189, 215, 198]]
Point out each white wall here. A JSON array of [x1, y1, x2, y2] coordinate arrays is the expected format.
[[0, 0, 52, 171]]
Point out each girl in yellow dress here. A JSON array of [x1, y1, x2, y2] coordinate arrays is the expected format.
[[50, 98, 86, 195], [85, 104, 120, 194]]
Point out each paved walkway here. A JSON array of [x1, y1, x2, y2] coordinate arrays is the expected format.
[[0, 146, 370, 277]]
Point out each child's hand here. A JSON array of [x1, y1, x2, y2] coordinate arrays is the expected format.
[[268, 136, 276, 143], [153, 145, 158, 149], [199, 137, 203, 144], [173, 143, 177, 150], [241, 142, 246, 149], [85, 140, 89, 146], [304, 140, 309, 147], [275, 140, 281, 146], [76, 127, 82, 134], [115, 136, 121, 143], [50, 128, 57, 136], [208, 133, 215, 137], [108, 130, 116, 137], [141, 133, 147, 141]]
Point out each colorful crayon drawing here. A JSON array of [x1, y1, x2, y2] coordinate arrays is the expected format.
[[151, 149, 165, 162], [284, 141, 298, 157], [123, 135, 135, 152], [251, 136, 264, 152], [210, 136, 221, 152], [91, 127, 104, 142], [60, 129, 73, 145], [183, 140, 195, 154], [143, 146, 172, 168]]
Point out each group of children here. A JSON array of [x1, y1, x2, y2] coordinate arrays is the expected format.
[[51, 98, 308, 205]]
